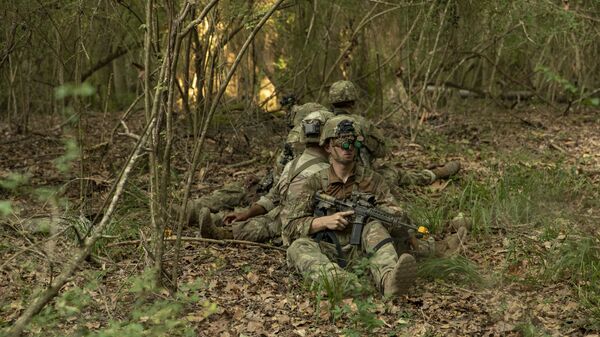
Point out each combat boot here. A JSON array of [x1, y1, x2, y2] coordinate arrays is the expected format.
[[198, 207, 233, 240], [436, 226, 468, 257], [448, 212, 472, 232], [383, 253, 417, 297], [431, 161, 461, 180]]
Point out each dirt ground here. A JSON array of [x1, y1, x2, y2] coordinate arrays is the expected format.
[[1, 102, 599, 336]]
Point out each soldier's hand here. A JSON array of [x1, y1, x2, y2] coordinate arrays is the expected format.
[[311, 210, 354, 233], [223, 212, 248, 225]]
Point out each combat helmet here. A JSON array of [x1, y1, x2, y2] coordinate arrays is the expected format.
[[301, 109, 335, 144], [319, 115, 364, 146], [289, 102, 327, 128], [328, 80, 358, 105]]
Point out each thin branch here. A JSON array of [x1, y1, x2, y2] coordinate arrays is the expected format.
[[180, 0, 220, 38], [173, 0, 287, 285], [107, 236, 287, 252], [7, 114, 158, 337]]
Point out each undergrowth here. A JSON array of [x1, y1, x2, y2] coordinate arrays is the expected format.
[[21, 269, 215, 336], [409, 157, 599, 326]]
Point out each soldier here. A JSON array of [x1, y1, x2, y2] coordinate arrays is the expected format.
[[328, 80, 461, 185], [185, 109, 335, 243], [282, 116, 417, 297], [273, 102, 327, 178]]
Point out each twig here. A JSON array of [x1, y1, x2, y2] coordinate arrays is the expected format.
[[0, 225, 74, 271], [548, 142, 567, 154], [226, 157, 258, 169], [107, 235, 287, 252], [173, 0, 287, 287], [6, 109, 158, 337]]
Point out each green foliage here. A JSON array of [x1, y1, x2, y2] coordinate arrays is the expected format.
[[335, 297, 384, 337], [536, 65, 599, 107], [54, 138, 80, 173], [54, 83, 96, 100], [303, 257, 384, 335], [514, 321, 551, 337], [0, 172, 30, 190], [28, 285, 94, 335], [0, 172, 31, 218], [306, 268, 356, 308], [410, 162, 593, 235], [543, 236, 600, 327], [0, 200, 13, 217], [25, 269, 215, 336], [417, 256, 483, 285]]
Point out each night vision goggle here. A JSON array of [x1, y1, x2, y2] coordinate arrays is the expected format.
[[332, 135, 363, 150]]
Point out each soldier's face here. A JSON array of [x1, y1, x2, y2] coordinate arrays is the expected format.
[[327, 138, 356, 165]]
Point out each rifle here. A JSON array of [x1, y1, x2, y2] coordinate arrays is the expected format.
[[257, 169, 274, 193], [314, 191, 428, 246], [279, 142, 295, 166]]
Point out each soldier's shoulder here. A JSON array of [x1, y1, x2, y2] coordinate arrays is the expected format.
[[357, 164, 387, 185]]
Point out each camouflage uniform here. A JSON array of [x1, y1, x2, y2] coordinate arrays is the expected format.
[[274, 102, 327, 179], [329, 80, 437, 186], [182, 182, 246, 222], [377, 164, 436, 187], [283, 164, 413, 293], [186, 110, 334, 243], [233, 110, 333, 242]]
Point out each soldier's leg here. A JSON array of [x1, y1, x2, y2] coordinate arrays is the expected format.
[[287, 237, 358, 289], [362, 221, 417, 296], [430, 161, 461, 181], [398, 169, 436, 186], [196, 207, 232, 240], [231, 206, 282, 243], [194, 182, 246, 212]]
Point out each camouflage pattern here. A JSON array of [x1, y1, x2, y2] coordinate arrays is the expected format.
[[376, 164, 436, 187], [331, 106, 389, 163], [185, 104, 333, 243], [231, 206, 282, 243], [283, 164, 405, 292], [290, 102, 327, 129], [275, 102, 328, 177], [301, 110, 335, 144], [282, 165, 404, 244], [398, 169, 436, 186], [328, 80, 358, 105], [183, 182, 246, 214], [229, 147, 329, 243], [286, 220, 398, 292], [318, 115, 363, 146]]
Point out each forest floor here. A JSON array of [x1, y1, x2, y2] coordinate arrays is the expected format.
[[1, 101, 599, 337]]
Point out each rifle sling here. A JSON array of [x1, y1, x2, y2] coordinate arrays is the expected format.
[[312, 230, 346, 268], [372, 237, 394, 253], [288, 157, 324, 184]]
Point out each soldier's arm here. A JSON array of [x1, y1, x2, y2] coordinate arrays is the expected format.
[[223, 203, 267, 224], [281, 175, 321, 243], [224, 172, 285, 224]]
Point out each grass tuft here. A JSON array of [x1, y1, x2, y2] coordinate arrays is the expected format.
[[417, 256, 483, 285]]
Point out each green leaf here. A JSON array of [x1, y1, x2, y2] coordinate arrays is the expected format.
[[586, 97, 600, 107], [54, 82, 96, 99], [74, 82, 96, 97], [0, 200, 13, 216], [0, 172, 30, 190]]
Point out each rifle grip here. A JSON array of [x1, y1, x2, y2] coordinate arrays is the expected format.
[[350, 214, 367, 245], [350, 223, 363, 245]]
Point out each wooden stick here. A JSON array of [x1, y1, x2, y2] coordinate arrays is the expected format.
[[107, 236, 287, 252], [6, 106, 158, 337], [226, 157, 258, 169]]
